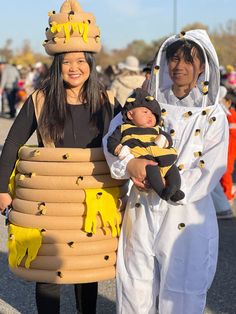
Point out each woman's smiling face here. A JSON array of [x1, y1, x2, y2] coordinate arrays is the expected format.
[[61, 52, 90, 91]]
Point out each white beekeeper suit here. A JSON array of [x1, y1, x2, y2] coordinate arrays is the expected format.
[[103, 30, 229, 314]]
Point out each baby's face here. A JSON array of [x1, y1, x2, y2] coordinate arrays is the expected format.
[[127, 106, 156, 128]]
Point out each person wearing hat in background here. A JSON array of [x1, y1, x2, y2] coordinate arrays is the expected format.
[[109, 55, 145, 106], [0, 56, 20, 118], [104, 30, 228, 313], [107, 88, 185, 202], [0, 0, 121, 313]]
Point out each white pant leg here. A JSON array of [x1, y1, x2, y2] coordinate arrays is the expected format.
[[155, 198, 218, 314], [116, 263, 159, 314], [211, 182, 230, 213], [159, 290, 206, 314], [116, 189, 162, 314]]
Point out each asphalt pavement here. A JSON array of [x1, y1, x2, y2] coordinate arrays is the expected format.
[[0, 115, 236, 314]]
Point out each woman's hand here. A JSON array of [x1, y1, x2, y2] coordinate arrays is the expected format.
[[0, 193, 12, 213], [127, 158, 157, 190]]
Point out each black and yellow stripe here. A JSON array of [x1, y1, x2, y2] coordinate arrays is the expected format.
[[120, 124, 177, 177]]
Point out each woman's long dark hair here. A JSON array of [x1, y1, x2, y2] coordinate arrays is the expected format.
[[37, 52, 109, 143]]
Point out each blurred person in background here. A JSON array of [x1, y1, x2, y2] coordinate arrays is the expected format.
[[109, 55, 145, 106], [223, 64, 236, 90], [220, 87, 236, 210], [0, 56, 20, 118], [141, 60, 153, 91], [24, 65, 36, 96], [33, 62, 49, 90], [211, 86, 234, 219]]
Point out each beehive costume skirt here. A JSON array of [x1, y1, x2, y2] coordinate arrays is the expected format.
[[9, 146, 127, 283]]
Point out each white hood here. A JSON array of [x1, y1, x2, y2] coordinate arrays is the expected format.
[[149, 29, 220, 107]]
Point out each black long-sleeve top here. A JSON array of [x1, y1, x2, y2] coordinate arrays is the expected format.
[[0, 96, 121, 192]]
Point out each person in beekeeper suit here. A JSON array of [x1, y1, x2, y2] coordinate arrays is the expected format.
[[103, 29, 229, 314]]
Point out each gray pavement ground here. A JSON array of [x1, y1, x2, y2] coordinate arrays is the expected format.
[[0, 116, 236, 314]]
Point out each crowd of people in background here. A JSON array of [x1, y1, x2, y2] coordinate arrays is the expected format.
[[0, 53, 236, 219], [0, 58, 48, 118]]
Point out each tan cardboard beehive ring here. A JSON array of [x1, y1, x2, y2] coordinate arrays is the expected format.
[[15, 183, 128, 203], [12, 266, 115, 284], [21, 252, 117, 270], [15, 173, 125, 190], [17, 160, 109, 176], [12, 195, 127, 216], [10, 210, 122, 230]]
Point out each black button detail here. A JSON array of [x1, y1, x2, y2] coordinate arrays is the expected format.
[[178, 223, 185, 230]]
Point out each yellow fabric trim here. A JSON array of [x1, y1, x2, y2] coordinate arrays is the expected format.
[[120, 124, 160, 144], [121, 123, 160, 133], [146, 146, 177, 157], [8, 224, 42, 269], [8, 146, 37, 197], [84, 187, 121, 237], [8, 146, 25, 197], [130, 146, 177, 159], [160, 165, 172, 177], [121, 134, 158, 144], [51, 21, 89, 43]]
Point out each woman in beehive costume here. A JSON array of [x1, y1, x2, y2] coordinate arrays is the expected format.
[[0, 0, 125, 313], [104, 30, 229, 313]]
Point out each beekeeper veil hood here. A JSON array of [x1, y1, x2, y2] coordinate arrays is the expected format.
[[149, 29, 220, 107]]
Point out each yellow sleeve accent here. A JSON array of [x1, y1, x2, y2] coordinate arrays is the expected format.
[[8, 224, 42, 269], [8, 146, 37, 197], [84, 187, 121, 237], [8, 146, 24, 197]]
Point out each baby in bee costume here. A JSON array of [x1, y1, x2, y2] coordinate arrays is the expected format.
[[108, 88, 185, 202], [0, 0, 126, 313]]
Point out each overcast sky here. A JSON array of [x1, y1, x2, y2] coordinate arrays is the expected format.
[[1, 0, 236, 55]]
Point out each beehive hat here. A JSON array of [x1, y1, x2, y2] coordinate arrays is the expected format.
[[43, 0, 101, 55]]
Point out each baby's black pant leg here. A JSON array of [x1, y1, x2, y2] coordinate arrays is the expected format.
[[161, 165, 181, 200], [146, 165, 165, 198]]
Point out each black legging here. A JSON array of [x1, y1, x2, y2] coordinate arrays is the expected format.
[[5, 88, 17, 118], [36, 282, 98, 314]]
